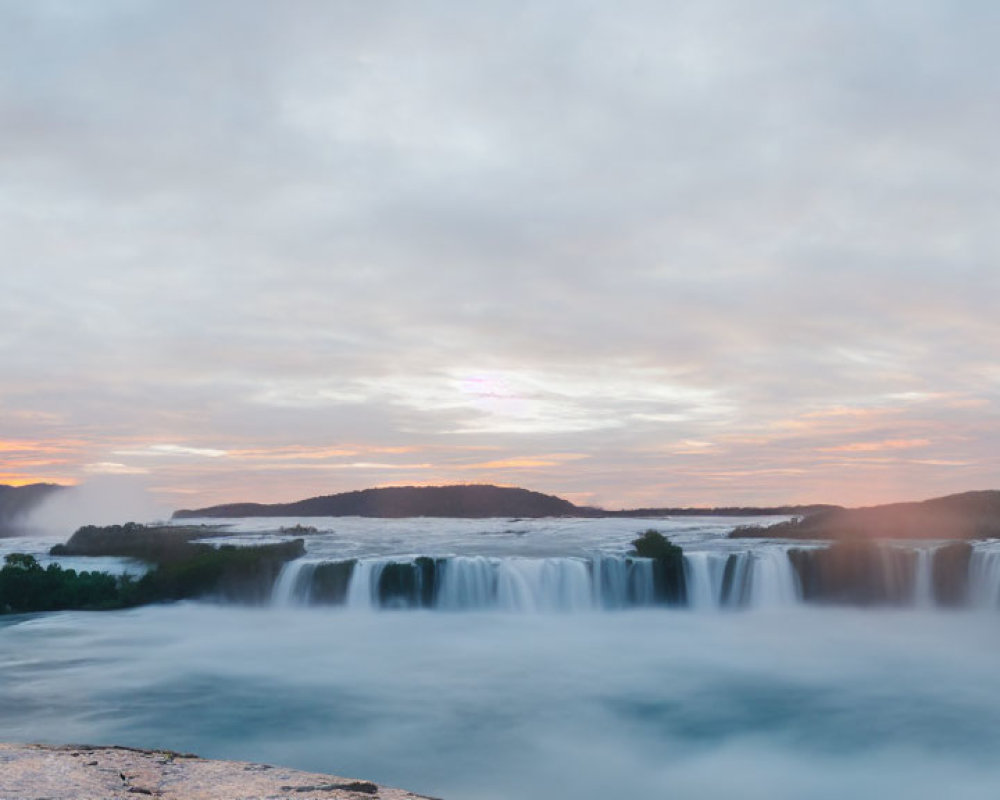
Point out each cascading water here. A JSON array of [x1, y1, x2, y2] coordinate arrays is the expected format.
[[877, 544, 914, 603], [968, 547, 1000, 608], [494, 560, 542, 612], [748, 548, 802, 607], [593, 555, 631, 609], [320, 555, 661, 612], [347, 559, 390, 609], [436, 556, 497, 610], [271, 545, 1000, 612], [278, 551, 802, 612], [721, 552, 754, 607], [682, 549, 801, 609], [497, 558, 593, 612], [912, 547, 935, 607], [624, 557, 655, 606], [682, 552, 717, 609], [271, 560, 319, 606]]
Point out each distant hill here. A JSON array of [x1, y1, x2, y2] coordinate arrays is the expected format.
[[730, 490, 1000, 540], [173, 484, 584, 519], [174, 484, 846, 520], [0, 483, 64, 535], [601, 504, 840, 518]]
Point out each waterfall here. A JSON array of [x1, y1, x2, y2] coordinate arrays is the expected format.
[[721, 552, 753, 607], [271, 560, 318, 606], [270, 546, 1000, 612], [331, 555, 660, 612], [437, 556, 497, 610], [435, 555, 659, 611], [594, 555, 630, 609], [346, 559, 390, 609], [968, 548, 1000, 608], [877, 545, 913, 604], [683, 552, 730, 609], [628, 558, 655, 606], [592, 555, 655, 608], [683, 549, 800, 609], [495, 558, 593, 612], [912, 548, 935, 607], [749, 549, 802, 607]]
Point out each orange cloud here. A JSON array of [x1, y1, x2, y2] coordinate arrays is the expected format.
[[0, 440, 84, 485], [801, 406, 895, 420], [84, 462, 151, 475], [241, 461, 435, 471], [227, 444, 420, 461], [0, 472, 75, 486], [0, 439, 84, 454], [227, 446, 359, 460], [693, 468, 808, 479], [820, 439, 931, 453], [5, 458, 69, 467], [466, 458, 559, 469], [464, 453, 589, 470]]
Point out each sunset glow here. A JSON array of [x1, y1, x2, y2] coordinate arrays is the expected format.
[[1, 2, 997, 510]]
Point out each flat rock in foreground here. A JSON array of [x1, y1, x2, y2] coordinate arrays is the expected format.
[[0, 744, 438, 800]]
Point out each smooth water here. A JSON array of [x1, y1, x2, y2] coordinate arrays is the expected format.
[[3, 605, 1000, 799], [3, 516, 1000, 798]]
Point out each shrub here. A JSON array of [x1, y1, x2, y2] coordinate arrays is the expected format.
[[630, 529, 682, 559], [0, 553, 126, 613]]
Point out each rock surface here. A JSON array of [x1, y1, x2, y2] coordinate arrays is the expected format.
[[0, 744, 438, 800]]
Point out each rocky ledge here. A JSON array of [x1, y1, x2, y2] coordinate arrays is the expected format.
[[0, 744, 438, 800]]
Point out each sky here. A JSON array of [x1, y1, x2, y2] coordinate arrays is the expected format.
[[2, 0, 999, 511]]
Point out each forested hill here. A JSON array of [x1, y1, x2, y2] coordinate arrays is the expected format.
[[731, 490, 1000, 540], [173, 484, 584, 519], [174, 484, 844, 520], [601, 504, 839, 518]]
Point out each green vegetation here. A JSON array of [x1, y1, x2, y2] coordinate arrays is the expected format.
[[629, 530, 686, 605], [1, 524, 306, 614], [376, 557, 439, 608], [50, 522, 225, 562], [630, 529, 683, 560], [279, 524, 319, 535], [310, 560, 356, 604], [727, 524, 768, 539], [119, 541, 305, 606], [0, 554, 125, 613]]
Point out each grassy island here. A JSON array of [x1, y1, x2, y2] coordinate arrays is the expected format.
[[0, 524, 304, 614]]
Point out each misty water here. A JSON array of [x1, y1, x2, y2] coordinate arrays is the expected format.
[[4, 517, 1000, 798]]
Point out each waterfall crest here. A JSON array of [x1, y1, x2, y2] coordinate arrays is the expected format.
[[269, 544, 1000, 612]]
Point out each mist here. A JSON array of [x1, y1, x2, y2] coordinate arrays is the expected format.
[[3, 605, 999, 800], [22, 476, 170, 539]]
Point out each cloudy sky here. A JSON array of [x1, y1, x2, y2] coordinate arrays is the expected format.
[[2, 0, 998, 510]]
